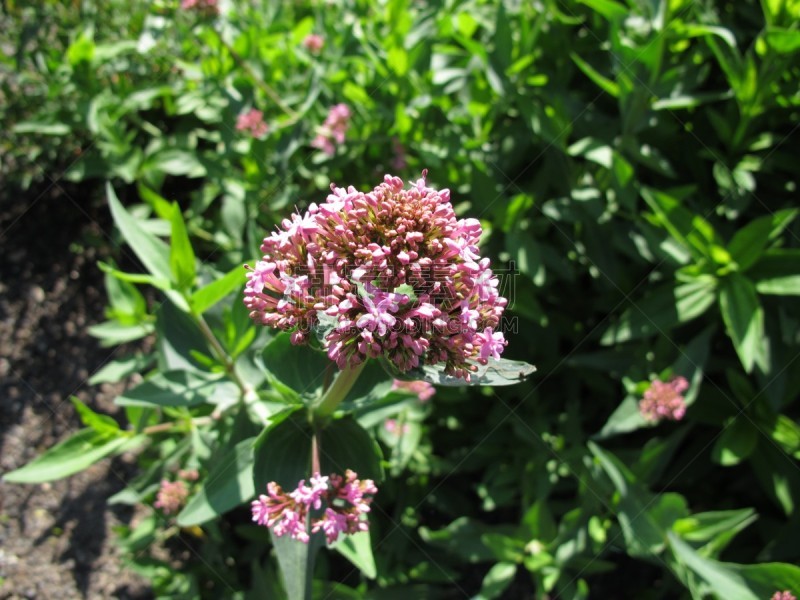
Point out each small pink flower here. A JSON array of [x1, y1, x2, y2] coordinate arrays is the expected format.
[[303, 34, 324, 53], [639, 376, 689, 422], [236, 108, 268, 138], [154, 479, 189, 515], [311, 103, 351, 156], [771, 592, 797, 600], [474, 327, 507, 364], [392, 379, 436, 402]]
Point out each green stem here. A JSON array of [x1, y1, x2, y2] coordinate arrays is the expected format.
[[314, 361, 368, 419], [195, 314, 248, 396], [143, 416, 213, 435]]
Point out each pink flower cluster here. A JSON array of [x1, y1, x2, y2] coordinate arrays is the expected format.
[[236, 108, 268, 138], [772, 592, 797, 600], [251, 470, 377, 544], [384, 419, 410, 434], [311, 104, 351, 155], [244, 172, 508, 380], [154, 480, 189, 515], [180, 0, 218, 17], [303, 34, 324, 53], [392, 379, 436, 402], [639, 376, 689, 422]]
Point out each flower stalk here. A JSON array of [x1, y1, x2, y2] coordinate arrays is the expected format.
[[314, 360, 367, 419]]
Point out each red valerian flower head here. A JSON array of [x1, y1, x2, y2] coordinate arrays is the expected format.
[[244, 172, 509, 380]]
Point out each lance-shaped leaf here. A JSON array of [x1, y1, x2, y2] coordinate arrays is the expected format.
[[388, 358, 536, 387]]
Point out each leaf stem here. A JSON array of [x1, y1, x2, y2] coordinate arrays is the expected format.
[[195, 314, 248, 395], [143, 416, 213, 435], [314, 360, 367, 419]]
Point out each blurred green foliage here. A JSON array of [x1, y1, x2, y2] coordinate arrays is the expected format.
[[3, 0, 800, 597]]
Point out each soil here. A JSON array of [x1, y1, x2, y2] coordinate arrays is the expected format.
[[0, 181, 152, 599]]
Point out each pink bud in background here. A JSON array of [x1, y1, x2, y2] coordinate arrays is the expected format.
[[303, 34, 324, 53], [236, 108, 269, 138], [392, 379, 436, 402], [180, 0, 218, 17], [639, 376, 689, 423], [154, 479, 189, 515]]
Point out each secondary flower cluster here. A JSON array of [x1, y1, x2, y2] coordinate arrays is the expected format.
[[251, 470, 377, 544], [180, 0, 218, 17], [303, 34, 324, 53], [639, 376, 689, 422], [154, 469, 199, 515], [392, 379, 436, 402], [244, 172, 508, 380], [236, 108, 268, 138], [772, 592, 796, 600], [311, 104, 351, 155]]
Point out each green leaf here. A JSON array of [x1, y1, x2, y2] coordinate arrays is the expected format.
[[392, 358, 536, 387], [481, 533, 525, 563], [88, 320, 154, 346], [191, 266, 248, 315], [718, 274, 769, 373], [672, 508, 757, 544], [521, 501, 557, 543], [750, 442, 795, 515], [262, 334, 332, 397], [98, 261, 170, 293], [601, 279, 716, 345], [731, 562, 800, 597], [762, 27, 800, 53], [3, 429, 142, 484], [89, 354, 155, 385], [13, 121, 71, 135], [107, 183, 172, 282], [137, 184, 173, 220], [751, 249, 800, 296], [767, 414, 800, 458], [320, 417, 384, 483], [418, 517, 498, 564], [177, 438, 255, 526], [641, 187, 723, 262], [711, 418, 759, 466], [169, 203, 196, 291], [597, 395, 649, 437], [667, 532, 759, 600], [143, 149, 206, 178], [589, 442, 667, 556], [330, 530, 377, 579], [478, 562, 517, 599], [272, 528, 324, 600], [115, 370, 222, 407], [71, 397, 120, 436], [570, 53, 619, 97], [729, 209, 797, 271], [252, 409, 311, 491], [155, 300, 211, 372]]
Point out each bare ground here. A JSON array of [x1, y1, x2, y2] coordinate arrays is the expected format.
[[0, 183, 152, 599]]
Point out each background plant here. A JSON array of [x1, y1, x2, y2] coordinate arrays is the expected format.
[[4, 0, 800, 597]]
